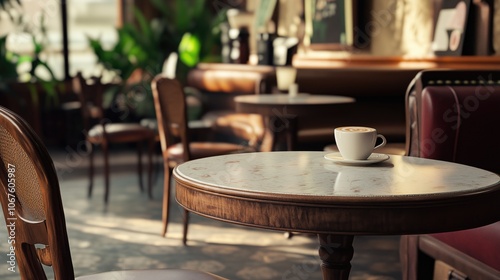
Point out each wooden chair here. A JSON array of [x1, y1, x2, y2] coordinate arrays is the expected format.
[[0, 105, 226, 280], [72, 73, 156, 204], [151, 76, 256, 245]]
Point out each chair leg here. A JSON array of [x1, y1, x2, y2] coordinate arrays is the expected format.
[[136, 141, 144, 192], [87, 143, 94, 198], [102, 141, 110, 204], [147, 138, 154, 199], [161, 166, 189, 244], [400, 235, 420, 280], [182, 209, 189, 246], [18, 244, 46, 280], [161, 167, 172, 237]]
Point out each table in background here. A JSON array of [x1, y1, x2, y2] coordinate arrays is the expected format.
[[174, 152, 500, 280], [234, 94, 354, 151]]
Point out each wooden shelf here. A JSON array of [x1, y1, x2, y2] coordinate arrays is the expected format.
[[293, 52, 500, 70]]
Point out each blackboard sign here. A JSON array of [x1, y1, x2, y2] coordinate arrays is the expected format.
[[312, 0, 345, 43], [306, 0, 354, 50]]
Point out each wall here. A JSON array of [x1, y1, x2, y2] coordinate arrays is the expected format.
[[369, 0, 500, 57]]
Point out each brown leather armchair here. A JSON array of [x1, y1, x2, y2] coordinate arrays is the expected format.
[[187, 64, 275, 150], [400, 69, 500, 280]]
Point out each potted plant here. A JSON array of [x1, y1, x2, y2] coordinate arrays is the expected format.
[[88, 0, 227, 121]]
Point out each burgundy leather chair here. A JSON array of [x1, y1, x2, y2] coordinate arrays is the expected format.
[[400, 69, 500, 280]]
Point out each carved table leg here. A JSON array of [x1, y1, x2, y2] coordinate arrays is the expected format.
[[260, 116, 276, 152], [318, 234, 355, 280]]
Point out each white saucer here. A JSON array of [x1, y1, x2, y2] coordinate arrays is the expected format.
[[324, 152, 390, 165]]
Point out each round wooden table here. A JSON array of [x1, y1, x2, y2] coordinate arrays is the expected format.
[[234, 94, 355, 151], [173, 152, 500, 280]]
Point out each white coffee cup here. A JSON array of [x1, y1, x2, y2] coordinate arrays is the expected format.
[[334, 126, 387, 160]]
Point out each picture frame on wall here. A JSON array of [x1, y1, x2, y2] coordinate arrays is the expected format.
[[304, 0, 356, 51], [432, 0, 471, 56]]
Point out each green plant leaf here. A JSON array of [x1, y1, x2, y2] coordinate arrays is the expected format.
[[175, 0, 190, 32], [35, 60, 57, 81], [0, 35, 18, 80], [178, 33, 201, 67], [133, 7, 155, 47], [192, 0, 205, 20], [149, 0, 169, 17], [32, 36, 43, 54], [17, 54, 32, 64]]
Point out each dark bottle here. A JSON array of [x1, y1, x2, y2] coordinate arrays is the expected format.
[[257, 33, 276, 65], [229, 27, 250, 64]]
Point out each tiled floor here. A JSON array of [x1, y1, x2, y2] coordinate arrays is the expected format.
[[0, 147, 402, 279]]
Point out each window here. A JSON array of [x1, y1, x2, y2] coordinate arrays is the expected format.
[[0, 0, 119, 80]]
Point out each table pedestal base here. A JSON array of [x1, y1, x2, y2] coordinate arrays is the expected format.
[[318, 234, 354, 280], [261, 115, 298, 152]]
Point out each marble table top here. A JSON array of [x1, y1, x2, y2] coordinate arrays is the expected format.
[[234, 94, 355, 105], [174, 151, 500, 200]]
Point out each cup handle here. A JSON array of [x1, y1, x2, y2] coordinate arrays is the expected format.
[[374, 134, 387, 150]]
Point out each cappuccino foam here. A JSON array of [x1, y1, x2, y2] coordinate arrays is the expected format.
[[337, 127, 375, 133]]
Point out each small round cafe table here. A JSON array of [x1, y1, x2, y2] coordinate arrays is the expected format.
[[173, 151, 500, 280], [234, 94, 354, 151]]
